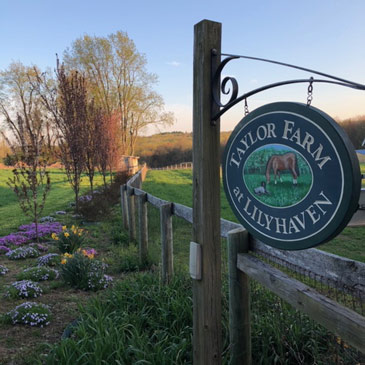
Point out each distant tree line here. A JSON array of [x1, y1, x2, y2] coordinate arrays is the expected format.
[[338, 117, 365, 149]]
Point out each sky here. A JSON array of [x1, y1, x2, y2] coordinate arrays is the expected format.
[[1, 0, 365, 135]]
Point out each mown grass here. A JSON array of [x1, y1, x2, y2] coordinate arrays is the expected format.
[[0, 169, 105, 237], [143, 169, 365, 262]]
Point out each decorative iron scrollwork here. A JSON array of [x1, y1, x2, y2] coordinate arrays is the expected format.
[[211, 50, 365, 123]]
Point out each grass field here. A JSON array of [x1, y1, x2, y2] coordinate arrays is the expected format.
[[244, 173, 312, 207], [143, 169, 365, 263], [0, 169, 105, 237]]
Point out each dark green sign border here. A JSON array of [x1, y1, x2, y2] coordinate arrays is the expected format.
[[223, 102, 361, 250]]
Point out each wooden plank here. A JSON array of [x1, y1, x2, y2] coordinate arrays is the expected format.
[[172, 202, 193, 223], [227, 228, 251, 365], [221, 219, 241, 238], [192, 19, 222, 365], [160, 203, 173, 284], [146, 193, 169, 208], [137, 192, 148, 265], [121, 184, 129, 230], [251, 237, 365, 293], [237, 253, 365, 353], [127, 185, 136, 241]]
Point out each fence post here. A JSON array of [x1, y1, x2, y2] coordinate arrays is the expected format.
[[121, 184, 129, 230], [193, 19, 222, 365], [160, 203, 173, 284], [138, 192, 148, 265], [127, 185, 136, 241], [227, 227, 251, 365]]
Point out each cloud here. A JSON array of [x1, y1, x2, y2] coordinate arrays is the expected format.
[[166, 61, 181, 67]]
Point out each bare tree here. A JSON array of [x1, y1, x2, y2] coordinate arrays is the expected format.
[[0, 62, 51, 240], [55, 61, 87, 211]]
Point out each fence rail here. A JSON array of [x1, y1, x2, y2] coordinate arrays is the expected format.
[[122, 164, 365, 356]]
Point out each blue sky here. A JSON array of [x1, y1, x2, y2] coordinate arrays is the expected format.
[[1, 0, 364, 134]]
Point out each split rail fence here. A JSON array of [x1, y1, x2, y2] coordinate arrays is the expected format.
[[120, 164, 365, 362]]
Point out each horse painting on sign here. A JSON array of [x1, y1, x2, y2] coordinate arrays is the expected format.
[[265, 152, 300, 185]]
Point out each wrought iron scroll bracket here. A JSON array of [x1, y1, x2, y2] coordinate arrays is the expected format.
[[211, 49, 365, 123]]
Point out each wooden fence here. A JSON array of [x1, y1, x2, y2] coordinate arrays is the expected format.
[[121, 164, 365, 361], [151, 162, 193, 170]]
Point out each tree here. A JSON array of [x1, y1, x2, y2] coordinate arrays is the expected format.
[[96, 111, 122, 186], [55, 61, 87, 211], [0, 62, 51, 240], [84, 101, 102, 194], [63, 31, 173, 155]]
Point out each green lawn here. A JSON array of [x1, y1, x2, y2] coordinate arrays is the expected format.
[[0, 168, 104, 237], [143, 169, 365, 263]]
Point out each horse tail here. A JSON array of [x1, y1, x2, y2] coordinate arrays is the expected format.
[[265, 156, 274, 183], [294, 153, 300, 177]]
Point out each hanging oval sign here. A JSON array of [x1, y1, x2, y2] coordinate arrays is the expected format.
[[223, 102, 361, 250]]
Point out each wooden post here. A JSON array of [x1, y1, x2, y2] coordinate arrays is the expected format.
[[127, 185, 136, 241], [121, 184, 129, 230], [228, 228, 251, 365], [138, 192, 148, 265], [160, 203, 173, 284], [192, 20, 222, 364]]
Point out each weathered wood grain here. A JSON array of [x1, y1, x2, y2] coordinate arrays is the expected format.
[[237, 253, 365, 353], [192, 19, 222, 365], [160, 203, 173, 284], [137, 192, 148, 265], [126, 185, 136, 241], [227, 228, 251, 365]]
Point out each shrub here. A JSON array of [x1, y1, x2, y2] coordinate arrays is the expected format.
[[5, 280, 43, 299], [3, 302, 51, 327], [17, 266, 59, 281], [0, 264, 9, 275], [52, 225, 86, 253], [77, 172, 130, 221], [60, 251, 112, 291], [77, 192, 113, 221], [37, 253, 60, 267], [3, 153, 16, 166], [6, 246, 40, 260]]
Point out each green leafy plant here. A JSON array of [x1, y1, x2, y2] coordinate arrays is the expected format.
[[52, 225, 85, 253], [17, 266, 59, 281], [60, 251, 112, 291], [5, 280, 43, 299], [3, 302, 51, 327]]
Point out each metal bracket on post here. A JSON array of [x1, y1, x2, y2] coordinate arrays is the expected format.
[[189, 241, 202, 280]]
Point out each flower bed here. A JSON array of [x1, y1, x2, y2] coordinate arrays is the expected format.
[[6, 247, 40, 260], [4, 302, 51, 327], [5, 280, 43, 299]]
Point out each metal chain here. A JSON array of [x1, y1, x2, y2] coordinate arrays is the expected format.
[[244, 98, 249, 115], [307, 77, 314, 106]]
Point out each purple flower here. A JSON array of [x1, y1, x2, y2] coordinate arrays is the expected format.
[[0, 245, 10, 254]]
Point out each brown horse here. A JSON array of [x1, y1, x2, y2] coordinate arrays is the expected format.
[[265, 152, 299, 185]]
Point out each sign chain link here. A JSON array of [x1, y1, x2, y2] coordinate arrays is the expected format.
[[307, 77, 314, 106], [244, 98, 249, 116]]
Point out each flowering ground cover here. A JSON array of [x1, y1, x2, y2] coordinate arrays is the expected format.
[[0, 203, 133, 364]]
